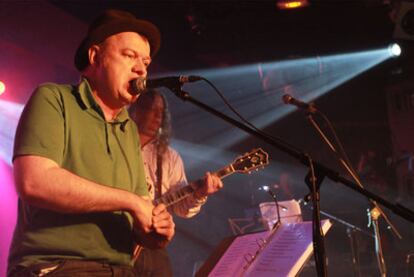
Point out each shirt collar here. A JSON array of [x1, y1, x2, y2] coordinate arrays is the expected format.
[[77, 77, 99, 111], [142, 138, 157, 150], [76, 77, 130, 125]]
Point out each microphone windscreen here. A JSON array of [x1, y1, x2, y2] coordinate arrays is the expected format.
[[130, 77, 146, 95], [282, 94, 292, 104]]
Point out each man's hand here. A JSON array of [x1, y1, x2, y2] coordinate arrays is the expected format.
[[152, 204, 175, 241], [130, 196, 154, 233], [132, 202, 175, 249], [193, 172, 223, 199]]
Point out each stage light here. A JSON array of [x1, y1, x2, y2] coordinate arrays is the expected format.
[[259, 185, 270, 191], [388, 43, 401, 57], [0, 81, 5, 95], [276, 0, 309, 10], [0, 100, 24, 165]]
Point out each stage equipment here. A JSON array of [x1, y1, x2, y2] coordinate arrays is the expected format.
[[259, 199, 303, 230], [393, 2, 414, 40], [130, 75, 202, 95], [388, 43, 401, 57], [303, 98, 403, 277], [161, 75, 414, 277], [197, 220, 331, 277], [276, 0, 309, 10]]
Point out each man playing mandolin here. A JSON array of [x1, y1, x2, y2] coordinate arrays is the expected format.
[[129, 89, 224, 276]]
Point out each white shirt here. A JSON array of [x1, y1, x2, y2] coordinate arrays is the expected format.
[[141, 141, 206, 218]]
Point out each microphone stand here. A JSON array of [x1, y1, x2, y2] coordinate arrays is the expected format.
[[304, 154, 328, 277], [301, 200, 375, 277], [265, 188, 282, 230], [168, 86, 414, 277], [307, 113, 401, 277]]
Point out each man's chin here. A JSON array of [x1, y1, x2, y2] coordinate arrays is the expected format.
[[121, 94, 137, 106], [142, 130, 157, 138]]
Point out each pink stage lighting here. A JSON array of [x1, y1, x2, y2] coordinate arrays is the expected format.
[[0, 81, 5, 95]]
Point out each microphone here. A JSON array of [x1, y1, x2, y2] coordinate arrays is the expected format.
[[282, 94, 317, 113], [130, 75, 202, 95]]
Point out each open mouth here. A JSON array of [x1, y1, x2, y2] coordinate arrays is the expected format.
[[127, 79, 138, 96]]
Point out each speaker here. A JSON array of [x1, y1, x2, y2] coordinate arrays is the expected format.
[[394, 2, 414, 40]]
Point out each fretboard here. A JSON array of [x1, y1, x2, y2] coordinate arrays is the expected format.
[[153, 164, 235, 207]]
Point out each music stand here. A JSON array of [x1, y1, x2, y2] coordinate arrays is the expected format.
[[196, 220, 332, 277]]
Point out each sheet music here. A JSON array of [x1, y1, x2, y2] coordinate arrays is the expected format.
[[208, 220, 332, 277], [208, 230, 271, 277]]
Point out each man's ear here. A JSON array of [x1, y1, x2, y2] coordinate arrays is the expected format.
[[88, 45, 100, 66]]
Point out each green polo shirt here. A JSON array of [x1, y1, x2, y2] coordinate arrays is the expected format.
[[8, 78, 148, 272]]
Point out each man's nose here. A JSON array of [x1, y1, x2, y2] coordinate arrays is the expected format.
[[132, 60, 147, 76]]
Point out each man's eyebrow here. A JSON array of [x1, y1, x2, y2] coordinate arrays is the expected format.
[[123, 47, 152, 63], [122, 47, 136, 54]]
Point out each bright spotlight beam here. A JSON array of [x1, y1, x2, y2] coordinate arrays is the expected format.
[[161, 45, 397, 151]]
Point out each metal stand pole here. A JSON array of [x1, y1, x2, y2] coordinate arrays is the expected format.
[[368, 207, 387, 277]]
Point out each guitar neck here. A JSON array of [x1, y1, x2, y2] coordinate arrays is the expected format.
[[153, 164, 235, 207]]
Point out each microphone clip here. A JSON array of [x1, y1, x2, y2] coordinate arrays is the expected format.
[[282, 94, 318, 114], [305, 103, 317, 114]]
